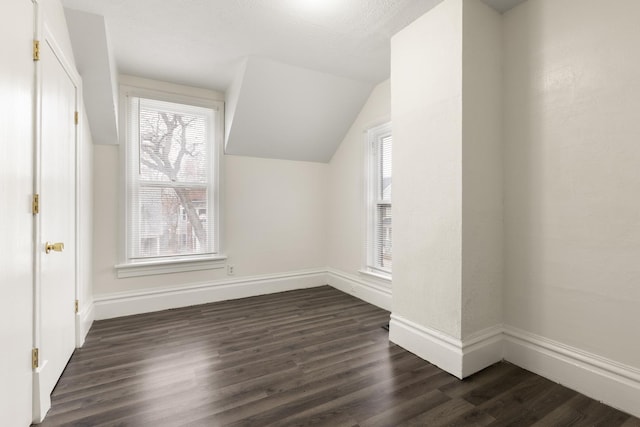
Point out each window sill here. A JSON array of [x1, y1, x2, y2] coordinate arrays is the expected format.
[[115, 255, 227, 278], [358, 269, 392, 284]]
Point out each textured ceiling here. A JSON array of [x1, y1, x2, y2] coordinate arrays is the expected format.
[[60, 0, 456, 91], [61, 0, 527, 92]]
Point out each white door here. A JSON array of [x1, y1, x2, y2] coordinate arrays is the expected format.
[[37, 35, 77, 400], [0, 0, 35, 425]]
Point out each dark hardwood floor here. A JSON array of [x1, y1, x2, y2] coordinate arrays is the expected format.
[[40, 286, 639, 426]]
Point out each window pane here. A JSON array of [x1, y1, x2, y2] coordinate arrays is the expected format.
[[134, 186, 209, 258], [379, 135, 392, 201], [138, 99, 209, 184], [376, 203, 392, 270]]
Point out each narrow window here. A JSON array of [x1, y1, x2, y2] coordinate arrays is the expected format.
[[365, 122, 392, 277]]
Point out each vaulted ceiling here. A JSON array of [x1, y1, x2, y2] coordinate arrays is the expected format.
[[62, 0, 527, 161]]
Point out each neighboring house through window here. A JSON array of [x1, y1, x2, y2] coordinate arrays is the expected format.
[[116, 87, 225, 277], [364, 122, 392, 279]]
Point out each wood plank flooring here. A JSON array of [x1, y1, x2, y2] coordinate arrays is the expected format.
[[39, 286, 639, 426]]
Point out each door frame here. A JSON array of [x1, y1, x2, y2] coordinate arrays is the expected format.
[[32, 5, 84, 422]]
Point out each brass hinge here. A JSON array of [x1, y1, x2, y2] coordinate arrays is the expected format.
[[32, 348, 39, 369], [32, 193, 39, 215], [75, 300, 79, 313], [74, 111, 79, 125], [33, 40, 40, 61]]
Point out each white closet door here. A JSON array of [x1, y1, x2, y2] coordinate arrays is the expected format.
[[38, 35, 77, 401]]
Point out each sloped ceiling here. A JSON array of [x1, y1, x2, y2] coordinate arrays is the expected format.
[[64, 9, 119, 145], [61, 0, 528, 159], [225, 57, 372, 162]]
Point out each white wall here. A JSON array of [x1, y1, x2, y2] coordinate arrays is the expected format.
[[503, 0, 640, 369], [326, 80, 390, 275], [460, 0, 503, 338], [0, 1, 35, 424], [389, 0, 503, 379], [391, 0, 464, 338], [93, 150, 327, 295], [224, 155, 327, 277], [324, 80, 392, 309], [93, 77, 328, 297]]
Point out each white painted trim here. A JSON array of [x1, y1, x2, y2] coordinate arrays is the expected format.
[[503, 326, 640, 418], [358, 269, 392, 283], [363, 121, 393, 274], [98, 266, 393, 321], [114, 255, 227, 278], [326, 268, 392, 311], [93, 269, 326, 320], [31, 362, 50, 424], [461, 325, 504, 377], [388, 314, 503, 379], [390, 314, 464, 378], [75, 302, 94, 347], [118, 83, 226, 270]]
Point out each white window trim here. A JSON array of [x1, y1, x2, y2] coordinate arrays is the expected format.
[[115, 255, 227, 278], [358, 268, 392, 284], [363, 121, 392, 280], [116, 85, 226, 278]]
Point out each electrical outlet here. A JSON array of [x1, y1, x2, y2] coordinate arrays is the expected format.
[[227, 264, 234, 275]]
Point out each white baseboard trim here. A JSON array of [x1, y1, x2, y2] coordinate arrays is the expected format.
[[461, 325, 505, 377], [31, 362, 50, 424], [75, 302, 95, 347], [93, 268, 327, 320], [389, 314, 503, 379], [326, 268, 392, 311], [389, 314, 464, 378], [504, 326, 640, 419], [389, 317, 640, 417]]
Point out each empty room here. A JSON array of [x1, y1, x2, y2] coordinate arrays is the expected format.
[[1, 0, 639, 425]]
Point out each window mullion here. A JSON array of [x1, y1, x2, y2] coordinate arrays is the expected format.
[[139, 181, 208, 189]]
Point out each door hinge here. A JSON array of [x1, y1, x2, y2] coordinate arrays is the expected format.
[[74, 111, 79, 125], [75, 300, 79, 313], [33, 40, 40, 61], [32, 193, 39, 215], [32, 348, 39, 369]]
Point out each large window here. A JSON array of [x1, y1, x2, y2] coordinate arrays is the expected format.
[[118, 88, 224, 276], [365, 122, 392, 277]]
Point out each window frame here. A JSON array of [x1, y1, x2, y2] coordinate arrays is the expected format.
[[116, 85, 226, 278], [362, 121, 392, 281]]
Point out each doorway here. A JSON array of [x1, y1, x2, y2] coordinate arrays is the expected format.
[[32, 25, 80, 422]]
